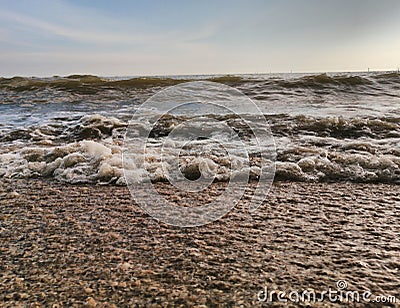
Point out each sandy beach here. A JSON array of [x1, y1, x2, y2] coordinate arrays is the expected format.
[[1, 179, 399, 307]]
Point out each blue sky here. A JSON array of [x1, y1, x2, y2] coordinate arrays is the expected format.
[[0, 0, 399, 76]]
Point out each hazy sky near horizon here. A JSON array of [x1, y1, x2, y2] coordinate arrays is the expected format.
[[0, 0, 400, 77]]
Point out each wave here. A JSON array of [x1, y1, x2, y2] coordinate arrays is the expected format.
[[1, 72, 398, 94], [269, 115, 400, 139], [1, 71, 399, 185], [275, 148, 400, 183], [373, 72, 400, 80], [1, 137, 399, 184], [0, 75, 243, 94], [271, 72, 398, 90], [2, 113, 398, 143], [0, 114, 127, 143], [275, 73, 372, 89], [0, 76, 186, 94], [0, 114, 399, 184]]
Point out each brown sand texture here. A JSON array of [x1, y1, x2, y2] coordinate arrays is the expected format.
[[1, 179, 399, 307]]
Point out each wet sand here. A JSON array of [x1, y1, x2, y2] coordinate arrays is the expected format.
[[0, 179, 399, 307]]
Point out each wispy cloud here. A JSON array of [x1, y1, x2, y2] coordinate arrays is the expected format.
[[0, 10, 162, 45]]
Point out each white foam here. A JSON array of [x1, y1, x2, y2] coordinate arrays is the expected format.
[[198, 158, 218, 178], [98, 162, 122, 180], [0, 132, 399, 184], [62, 153, 86, 168], [81, 140, 112, 158]]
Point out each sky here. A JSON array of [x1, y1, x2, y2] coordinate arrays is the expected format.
[[0, 0, 400, 77]]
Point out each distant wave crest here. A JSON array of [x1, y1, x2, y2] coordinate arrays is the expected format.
[[1, 72, 398, 94]]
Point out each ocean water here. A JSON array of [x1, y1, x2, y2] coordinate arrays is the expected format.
[[0, 72, 399, 184]]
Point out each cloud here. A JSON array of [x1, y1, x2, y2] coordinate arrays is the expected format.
[[0, 10, 160, 45], [0, 3, 220, 53], [0, 0, 399, 76]]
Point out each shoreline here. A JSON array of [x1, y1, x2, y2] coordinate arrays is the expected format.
[[1, 179, 399, 306]]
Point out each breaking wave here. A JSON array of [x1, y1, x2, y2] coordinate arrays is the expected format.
[[0, 113, 399, 184]]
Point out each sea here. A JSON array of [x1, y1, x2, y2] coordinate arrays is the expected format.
[[0, 72, 399, 184]]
